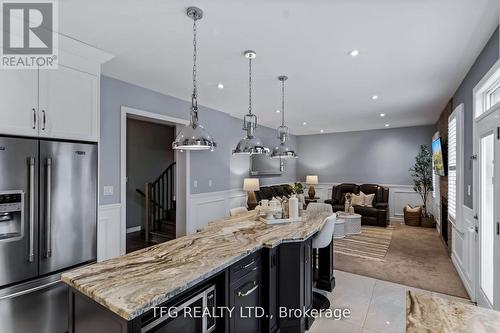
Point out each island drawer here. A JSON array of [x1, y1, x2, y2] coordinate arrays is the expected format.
[[230, 251, 262, 284]]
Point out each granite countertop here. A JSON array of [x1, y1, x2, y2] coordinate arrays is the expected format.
[[406, 291, 500, 332], [61, 210, 330, 320]]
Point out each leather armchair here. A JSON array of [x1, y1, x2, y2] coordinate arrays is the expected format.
[[326, 183, 389, 227]]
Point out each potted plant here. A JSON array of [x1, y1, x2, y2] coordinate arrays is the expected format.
[[409, 145, 435, 227], [290, 182, 305, 204]]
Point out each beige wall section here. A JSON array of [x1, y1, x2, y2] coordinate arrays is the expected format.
[[126, 118, 175, 230]]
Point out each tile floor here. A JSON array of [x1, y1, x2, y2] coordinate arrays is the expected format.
[[308, 270, 469, 333]]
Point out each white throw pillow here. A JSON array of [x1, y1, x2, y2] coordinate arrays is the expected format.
[[351, 192, 365, 206], [364, 193, 375, 207]]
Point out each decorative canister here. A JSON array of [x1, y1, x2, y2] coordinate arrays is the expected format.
[[289, 194, 299, 219]]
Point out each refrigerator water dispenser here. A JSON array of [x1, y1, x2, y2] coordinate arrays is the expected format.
[[0, 191, 24, 241]]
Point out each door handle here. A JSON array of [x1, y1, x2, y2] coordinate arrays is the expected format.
[[238, 281, 259, 297], [241, 260, 255, 269], [32, 108, 36, 129], [0, 280, 61, 300], [41, 110, 46, 131], [28, 157, 35, 262], [45, 158, 52, 258], [497, 222, 499, 236]]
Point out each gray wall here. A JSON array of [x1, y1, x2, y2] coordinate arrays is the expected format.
[[126, 119, 175, 229], [453, 27, 499, 209], [296, 125, 435, 185], [100, 75, 296, 205]]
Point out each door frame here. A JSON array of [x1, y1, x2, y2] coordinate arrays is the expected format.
[[120, 106, 189, 254], [473, 108, 500, 309], [472, 59, 500, 309]]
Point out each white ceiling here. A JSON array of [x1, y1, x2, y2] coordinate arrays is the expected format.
[[59, 0, 498, 135]]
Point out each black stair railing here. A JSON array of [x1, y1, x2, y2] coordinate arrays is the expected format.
[[136, 162, 176, 242]]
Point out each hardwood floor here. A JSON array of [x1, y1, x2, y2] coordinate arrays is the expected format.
[[126, 231, 155, 253]]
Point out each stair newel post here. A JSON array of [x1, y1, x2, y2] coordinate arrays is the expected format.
[[144, 182, 151, 242]]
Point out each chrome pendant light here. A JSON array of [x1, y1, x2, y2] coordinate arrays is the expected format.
[[232, 51, 270, 155], [172, 7, 216, 151], [271, 75, 297, 158]]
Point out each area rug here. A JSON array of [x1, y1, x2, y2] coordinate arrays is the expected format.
[[334, 223, 469, 298], [334, 226, 394, 261]]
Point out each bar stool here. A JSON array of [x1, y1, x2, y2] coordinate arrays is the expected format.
[[312, 213, 336, 310]]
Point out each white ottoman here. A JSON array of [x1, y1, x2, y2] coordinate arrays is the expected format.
[[339, 213, 362, 235], [333, 218, 345, 239]]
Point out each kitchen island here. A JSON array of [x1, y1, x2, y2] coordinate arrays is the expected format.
[[62, 210, 335, 333]]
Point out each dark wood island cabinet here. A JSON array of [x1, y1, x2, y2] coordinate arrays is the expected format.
[[63, 210, 334, 333]]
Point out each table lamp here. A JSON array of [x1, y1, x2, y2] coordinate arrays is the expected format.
[[243, 178, 260, 210], [306, 175, 318, 199]]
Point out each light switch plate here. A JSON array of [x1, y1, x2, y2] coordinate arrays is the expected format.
[[103, 186, 114, 196]]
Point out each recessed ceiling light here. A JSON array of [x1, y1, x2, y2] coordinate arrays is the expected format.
[[320, 129, 324, 133], [385, 123, 390, 127], [349, 49, 360, 57], [380, 113, 386, 117], [276, 109, 281, 113], [372, 95, 379, 100], [302, 122, 307, 126], [217, 83, 224, 89]]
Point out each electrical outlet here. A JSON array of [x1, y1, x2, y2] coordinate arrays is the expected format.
[[208, 179, 213, 187], [193, 180, 198, 188], [103, 186, 114, 196], [467, 185, 471, 196]]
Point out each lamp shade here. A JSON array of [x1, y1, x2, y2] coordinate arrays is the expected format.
[[243, 178, 260, 191], [306, 175, 318, 185]]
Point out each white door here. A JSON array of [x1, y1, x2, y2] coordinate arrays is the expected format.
[[39, 66, 99, 141], [0, 70, 39, 137], [475, 109, 500, 310]]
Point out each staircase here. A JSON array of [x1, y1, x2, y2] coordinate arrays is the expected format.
[[136, 162, 176, 244]]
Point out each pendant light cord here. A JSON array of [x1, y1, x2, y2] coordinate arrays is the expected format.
[[191, 14, 199, 126], [248, 57, 252, 115], [281, 79, 285, 126]]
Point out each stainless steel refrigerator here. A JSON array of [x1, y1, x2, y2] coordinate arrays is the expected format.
[[0, 136, 97, 333]]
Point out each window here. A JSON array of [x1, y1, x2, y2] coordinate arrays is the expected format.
[[485, 79, 500, 111], [448, 116, 457, 221], [448, 105, 463, 230], [432, 159, 437, 199]]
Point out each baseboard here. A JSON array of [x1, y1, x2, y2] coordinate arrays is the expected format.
[[451, 252, 473, 299], [126, 226, 141, 234]]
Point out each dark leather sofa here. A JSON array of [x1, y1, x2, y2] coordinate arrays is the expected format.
[[255, 184, 294, 202], [325, 183, 389, 227]]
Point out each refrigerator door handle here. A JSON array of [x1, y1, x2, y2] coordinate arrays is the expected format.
[[0, 280, 61, 300], [28, 157, 35, 263], [45, 157, 52, 258]]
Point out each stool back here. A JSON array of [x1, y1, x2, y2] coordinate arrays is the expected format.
[[313, 214, 336, 249], [307, 202, 333, 214], [230, 206, 248, 216]]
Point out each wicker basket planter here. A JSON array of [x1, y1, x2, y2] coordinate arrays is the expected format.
[[404, 205, 421, 226]]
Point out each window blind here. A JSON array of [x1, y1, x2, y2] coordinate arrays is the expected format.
[[448, 116, 457, 221]]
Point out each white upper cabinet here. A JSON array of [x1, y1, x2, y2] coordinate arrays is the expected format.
[[39, 66, 99, 141], [0, 34, 113, 142], [0, 70, 39, 137]]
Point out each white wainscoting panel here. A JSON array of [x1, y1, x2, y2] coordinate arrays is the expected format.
[[98, 204, 122, 262], [390, 187, 422, 220], [188, 189, 247, 234], [451, 205, 475, 299]]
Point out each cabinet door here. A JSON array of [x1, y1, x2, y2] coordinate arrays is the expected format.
[[39, 66, 98, 141], [230, 271, 261, 333], [0, 70, 39, 136]]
